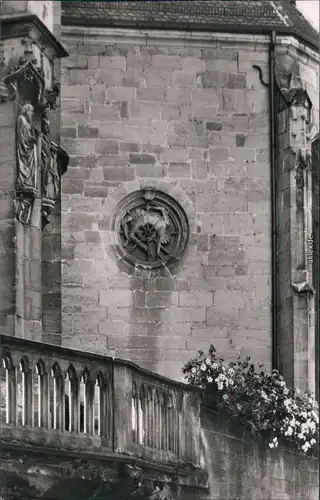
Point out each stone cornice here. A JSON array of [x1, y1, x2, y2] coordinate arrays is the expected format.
[[61, 25, 271, 49], [1, 14, 68, 60], [1, 440, 209, 492], [60, 25, 319, 65], [61, 15, 319, 52]]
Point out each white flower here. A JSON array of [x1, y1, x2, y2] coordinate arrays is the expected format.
[[269, 438, 278, 448], [228, 368, 235, 376], [309, 422, 316, 432], [297, 432, 305, 440], [289, 419, 296, 427], [212, 363, 218, 369], [206, 357, 212, 365], [223, 394, 228, 401], [284, 388, 289, 395], [217, 382, 223, 391], [207, 376, 213, 383], [200, 364, 206, 371], [310, 438, 316, 446], [302, 441, 311, 452], [284, 426, 293, 437], [191, 367, 197, 374]]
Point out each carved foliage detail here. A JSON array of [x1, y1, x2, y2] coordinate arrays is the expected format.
[[113, 189, 189, 270], [5, 59, 45, 105]]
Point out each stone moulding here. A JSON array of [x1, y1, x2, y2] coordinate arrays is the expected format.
[[0, 13, 68, 62], [112, 188, 189, 272], [0, 444, 185, 499]]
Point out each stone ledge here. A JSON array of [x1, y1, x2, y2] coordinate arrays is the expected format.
[[1, 440, 209, 492]]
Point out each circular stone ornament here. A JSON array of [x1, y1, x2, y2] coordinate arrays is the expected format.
[[112, 188, 189, 270]]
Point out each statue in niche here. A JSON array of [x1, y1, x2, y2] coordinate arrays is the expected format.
[[40, 115, 69, 229], [41, 116, 59, 202], [16, 103, 38, 196]]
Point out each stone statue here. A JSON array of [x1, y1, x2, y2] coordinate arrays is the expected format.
[[40, 115, 69, 229], [16, 103, 38, 195], [41, 117, 59, 202]]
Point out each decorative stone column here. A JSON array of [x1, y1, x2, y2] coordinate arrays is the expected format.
[[311, 134, 320, 400], [276, 69, 316, 394], [0, 7, 68, 339]]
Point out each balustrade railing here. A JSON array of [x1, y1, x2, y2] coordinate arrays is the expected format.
[[0, 334, 201, 466]]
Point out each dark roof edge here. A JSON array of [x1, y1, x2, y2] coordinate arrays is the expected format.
[[61, 16, 320, 53], [2, 14, 69, 58]]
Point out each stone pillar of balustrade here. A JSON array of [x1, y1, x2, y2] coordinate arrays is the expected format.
[[113, 362, 133, 453]]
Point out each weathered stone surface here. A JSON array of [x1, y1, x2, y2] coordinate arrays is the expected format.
[[58, 33, 279, 379]]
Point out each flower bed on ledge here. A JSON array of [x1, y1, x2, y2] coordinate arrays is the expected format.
[[182, 345, 319, 454]]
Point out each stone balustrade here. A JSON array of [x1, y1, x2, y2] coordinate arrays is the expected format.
[[0, 334, 202, 469]]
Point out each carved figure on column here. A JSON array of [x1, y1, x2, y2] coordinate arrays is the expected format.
[[41, 117, 59, 202], [40, 115, 69, 229], [15, 103, 38, 224], [16, 103, 38, 196]]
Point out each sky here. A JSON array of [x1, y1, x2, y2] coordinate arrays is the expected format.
[[296, 0, 320, 31]]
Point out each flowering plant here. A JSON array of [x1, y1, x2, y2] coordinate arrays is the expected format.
[[182, 345, 319, 453]]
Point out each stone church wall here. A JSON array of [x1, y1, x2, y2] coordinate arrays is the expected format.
[[59, 29, 272, 380]]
